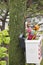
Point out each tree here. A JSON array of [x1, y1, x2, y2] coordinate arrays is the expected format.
[[9, 0, 26, 65], [25, 0, 43, 18], [26, 0, 32, 8], [26, 0, 43, 9]]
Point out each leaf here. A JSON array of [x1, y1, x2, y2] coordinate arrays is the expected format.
[[0, 31, 3, 38], [0, 47, 7, 58], [0, 38, 3, 44], [0, 61, 6, 65], [2, 53, 8, 58], [0, 31, 3, 44], [0, 47, 7, 53], [0, 52, 8, 58], [2, 30, 9, 36], [3, 37, 10, 44]]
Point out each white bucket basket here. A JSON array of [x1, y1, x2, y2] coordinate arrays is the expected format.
[[25, 36, 42, 64]]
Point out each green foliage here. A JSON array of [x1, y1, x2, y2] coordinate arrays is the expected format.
[[0, 31, 3, 38], [0, 47, 7, 52], [0, 31, 3, 44], [0, 38, 3, 44], [39, 0, 43, 6], [2, 30, 9, 36], [0, 61, 6, 65], [0, 2, 7, 10], [0, 30, 10, 45], [0, 53, 8, 58], [26, 0, 43, 17], [3, 37, 10, 44], [0, 47, 8, 58]]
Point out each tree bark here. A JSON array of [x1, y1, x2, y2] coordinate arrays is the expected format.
[[9, 0, 26, 65]]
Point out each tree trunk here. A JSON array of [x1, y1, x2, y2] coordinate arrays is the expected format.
[[9, 0, 26, 65]]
